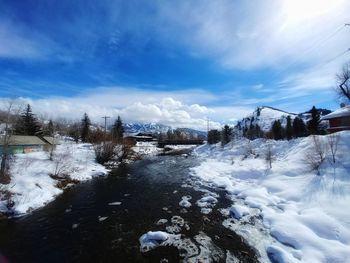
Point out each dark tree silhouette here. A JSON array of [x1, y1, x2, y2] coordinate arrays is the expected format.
[[221, 125, 233, 145], [307, 106, 320, 135], [81, 113, 91, 143], [112, 116, 124, 142], [292, 117, 307, 138], [15, 104, 41, 135], [286, 116, 293, 140], [207, 129, 221, 144], [271, 120, 284, 140]]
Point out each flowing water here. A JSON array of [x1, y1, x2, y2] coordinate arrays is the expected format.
[[0, 155, 258, 263]]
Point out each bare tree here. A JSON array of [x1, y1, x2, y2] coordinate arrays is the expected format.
[[336, 62, 350, 101], [327, 133, 340, 164], [0, 100, 21, 184], [50, 151, 72, 179], [305, 135, 327, 174], [265, 141, 274, 169]]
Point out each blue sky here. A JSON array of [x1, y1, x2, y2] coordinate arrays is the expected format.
[[0, 0, 350, 130]]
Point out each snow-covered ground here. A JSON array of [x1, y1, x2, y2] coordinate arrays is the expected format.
[[190, 131, 350, 262], [132, 141, 163, 156], [132, 141, 196, 156], [0, 142, 108, 215]]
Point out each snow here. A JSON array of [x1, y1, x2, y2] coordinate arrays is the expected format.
[[108, 201, 122, 206], [240, 106, 298, 132], [191, 131, 350, 263], [321, 105, 350, 120], [0, 142, 108, 215], [179, 195, 192, 208], [132, 141, 162, 156], [196, 193, 218, 214], [139, 230, 225, 262], [139, 231, 169, 251], [229, 205, 250, 220]]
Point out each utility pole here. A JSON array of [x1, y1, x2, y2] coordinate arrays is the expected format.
[[102, 116, 110, 144]]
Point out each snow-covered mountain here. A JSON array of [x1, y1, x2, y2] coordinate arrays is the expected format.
[[237, 106, 299, 132], [122, 123, 207, 138], [123, 123, 171, 135]]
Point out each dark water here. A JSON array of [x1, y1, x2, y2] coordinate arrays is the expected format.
[[0, 156, 258, 263]]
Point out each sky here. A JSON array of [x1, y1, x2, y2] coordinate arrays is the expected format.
[[0, 0, 349, 130]]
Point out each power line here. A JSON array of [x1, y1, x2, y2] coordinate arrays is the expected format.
[[322, 48, 350, 66], [273, 24, 346, 78]]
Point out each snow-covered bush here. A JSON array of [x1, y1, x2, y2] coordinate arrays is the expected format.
[[51, 151, 73, 179], [94, 142, 116, 164]]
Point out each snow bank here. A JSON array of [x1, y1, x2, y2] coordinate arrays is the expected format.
[[0, 142, 108, 215], [192, 131, 350, 262]]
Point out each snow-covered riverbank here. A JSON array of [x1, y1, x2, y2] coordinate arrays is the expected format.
[[191, 131, 350, 262], [0, 142, 108, 216]]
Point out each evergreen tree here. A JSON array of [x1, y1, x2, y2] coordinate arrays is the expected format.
[[255, 124, 264, 138], [166, 129, 174, 140], [286, 116, 293, 140], [207, 129, 221, 144], [292, 117, 307, 138], [307, 106, 320, 135], [221, 125, 233, 145], [112, 116, 124, 142], [81, 113, 91, 143], [271, 120, 283, 140], [15, 104, 41, 135], [68, 123, 80, 143], [43, 119, 54, 136], [256, 107, 261, 117]]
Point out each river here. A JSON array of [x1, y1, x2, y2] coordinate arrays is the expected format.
[[0, 155, 258, 263]]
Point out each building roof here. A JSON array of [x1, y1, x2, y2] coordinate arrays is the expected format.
[[321, 106, 350, 120], [0, 135, 47, 146], [41, 136, 59, 145]]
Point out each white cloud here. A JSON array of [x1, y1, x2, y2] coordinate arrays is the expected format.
[[0, 87, 253, 131]]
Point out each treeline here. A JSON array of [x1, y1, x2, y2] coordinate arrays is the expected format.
[[207, 106, 328, 145], [239, 106, 327, 141], [2, 104, 125, 144], [156, 128, 205, 141], [207, 125, 233, 145]]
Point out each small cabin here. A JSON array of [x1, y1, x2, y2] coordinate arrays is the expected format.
[[0, 135, 57, 155], [321, 105, 350, 133], [40, 136, 59, 151]]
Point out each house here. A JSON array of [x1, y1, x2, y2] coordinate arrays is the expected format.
[[40, 136, 59, 151], [0, 135, 57, 155], [321, 105, 350, 133]]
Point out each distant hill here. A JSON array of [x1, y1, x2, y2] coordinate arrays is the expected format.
[[235, 106, 332, 135], [237, 106, 298, 132]]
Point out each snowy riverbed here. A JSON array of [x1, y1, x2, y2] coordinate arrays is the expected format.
[[188, 131, 350, 262], [0, 142, 108, 215]]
